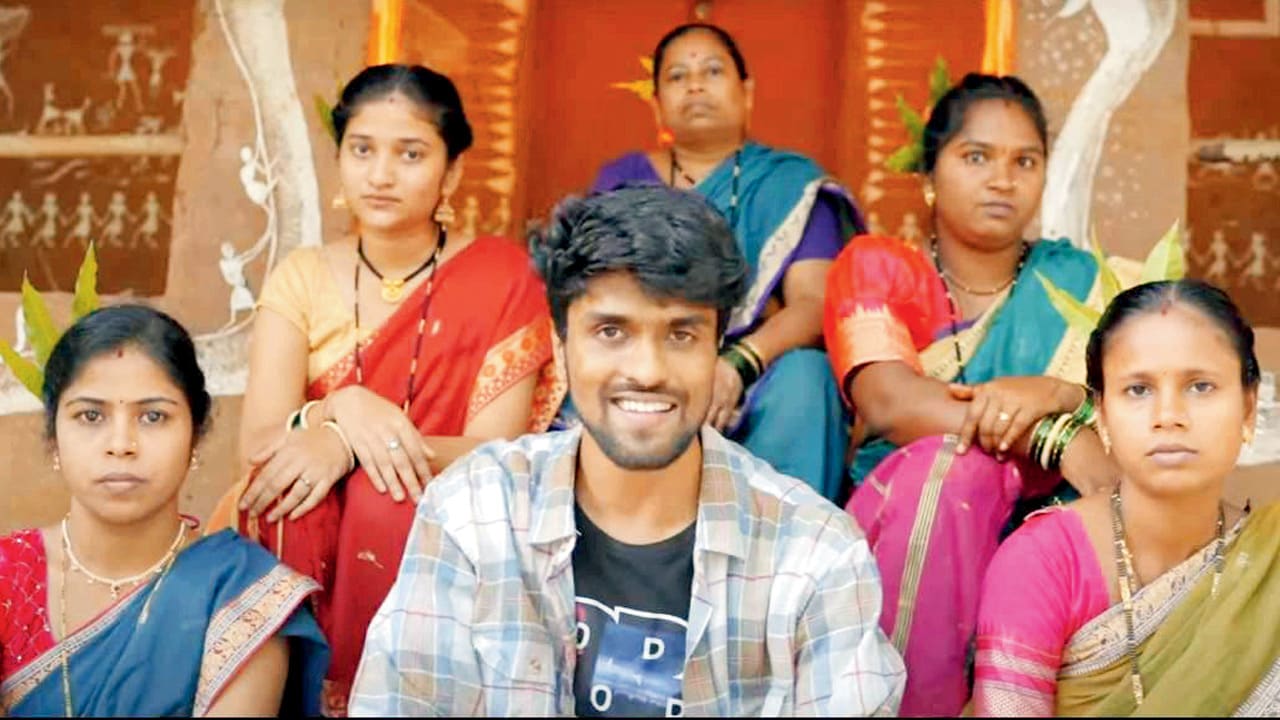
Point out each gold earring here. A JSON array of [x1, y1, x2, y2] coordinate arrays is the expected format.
[[331, 193, 348, 210], [1244, 424, 1256, 446], [923, 186, 936, 208], [433, 196, 456, 226], [190, 452, 201, 471], [1098, 426, 1112, 455], [52, 455, 61, 472]]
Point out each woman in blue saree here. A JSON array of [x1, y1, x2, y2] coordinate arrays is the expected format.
[[588, 22, 864, 501], [0, 305, 327, 716]]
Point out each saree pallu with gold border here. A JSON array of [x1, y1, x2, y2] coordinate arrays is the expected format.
[[1052, 503, 1280, 716], [0, 530, 328, 716], [823, 235, 1138, 715], [226, 236, 561, 716]]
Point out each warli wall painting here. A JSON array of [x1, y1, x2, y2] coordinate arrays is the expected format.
[[0, 1, 194, 296], [1186, 0, 1280, 326]]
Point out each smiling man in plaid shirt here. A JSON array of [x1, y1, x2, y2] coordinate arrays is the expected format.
[[350, 186, 904, 717]]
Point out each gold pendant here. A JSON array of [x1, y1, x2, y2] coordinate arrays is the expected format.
[[380, 279, 405, 303]]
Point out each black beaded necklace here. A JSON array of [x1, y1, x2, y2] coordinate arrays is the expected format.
[[358, 235, 444, 304], [353, 230, 445, 412], [929, 236, 1029, 384], [669, 146, 741, 226]]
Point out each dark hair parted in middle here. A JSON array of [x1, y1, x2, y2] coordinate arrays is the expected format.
[[1086, 279, 1261, 396], [330, 63, 474, 160], [530, 185, 749, 338], [922, 72, 1048, 175], [652, 22, 749, 89], [42, 304, 212, 441]]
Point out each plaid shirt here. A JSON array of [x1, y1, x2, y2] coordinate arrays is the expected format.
[[350, 427, 904, 717]]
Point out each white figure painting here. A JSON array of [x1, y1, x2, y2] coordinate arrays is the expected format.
[[238, 145, 276, 208], [98, 191, 132, 248], [0, 6, 30, 118], [31, 192, 59, 249], [218, 241, 256, 319], [130, 191, 166, 249], [64, 192, 98, 249], [1236, 231, 1271, 289], [107, 29, 143, 112], [144, 47, 174, 97], [34, 83, 91, 135], [1040, 0, 1178, 247], [1, 190, 33, 248], [1193, 229, 1232, 284]]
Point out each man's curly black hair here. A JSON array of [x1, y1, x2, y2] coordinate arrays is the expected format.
[[529, 185, 749, 339]]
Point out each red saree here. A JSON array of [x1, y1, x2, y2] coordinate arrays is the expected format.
[[233, 236, 559, 716]]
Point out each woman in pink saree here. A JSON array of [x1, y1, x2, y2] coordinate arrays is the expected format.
[[974, 280, 1280, 716], [823, 74, 1131, 715]]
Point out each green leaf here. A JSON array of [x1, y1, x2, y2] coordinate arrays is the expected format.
[[928, 56, 951, 106], [314, 93, 336, 142], [0, 338, 43, 398], [1036, 271, 1101, 335], [1089, 227, 1122, 305], [71, 241, 99, 322], [1139, 220, 1186, 283], [885, 144, 922, 173], [21, 274, 60, 366], [895, 94, 924, 140]]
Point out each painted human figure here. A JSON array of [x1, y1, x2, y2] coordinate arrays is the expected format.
[[1, 190, 34, 248], [145, 47, 174, 97], [238, 145, 276, 208], [130, 191, 166, 249], [64, 192, 99, 249], [108, 30, 143, 112], [98, 191, 132, 249], [218, 241, 256, 318], [32, 192, 60, 249], [1192, 229, 1231, 284], [1234, 231, 1271, 289]]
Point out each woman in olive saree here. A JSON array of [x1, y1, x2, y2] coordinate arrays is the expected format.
[[974, 280, 1280, 716]]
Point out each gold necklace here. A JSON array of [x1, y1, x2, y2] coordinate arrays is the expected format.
[[58, 520, 191, 716], [61, 516, 186, 599], [356, 233, 444, 303], [1110, 490, 1224, 706]]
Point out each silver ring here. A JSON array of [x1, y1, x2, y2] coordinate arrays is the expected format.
[[386, 438, 402, 451], [997, 411, 1012, 423], [298, 477, 311, 488]]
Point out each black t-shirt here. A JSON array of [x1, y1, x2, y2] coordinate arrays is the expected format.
[[572, 504, 695, 718]]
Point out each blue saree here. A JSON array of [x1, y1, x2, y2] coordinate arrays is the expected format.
[[590, 142, 864, 501], [1, 529, 329, 717]]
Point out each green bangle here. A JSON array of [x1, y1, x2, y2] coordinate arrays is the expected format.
[[1070, 390, 1096, 427], [1050, 418, 1084, 471], [721, 346, 760, 388], [1029, 416, 1055, 461]]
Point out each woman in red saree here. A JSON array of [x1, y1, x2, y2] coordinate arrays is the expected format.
[[208, 65, 561, 716]]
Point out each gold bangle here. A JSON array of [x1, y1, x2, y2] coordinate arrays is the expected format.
[[321, 420, 356, 474]]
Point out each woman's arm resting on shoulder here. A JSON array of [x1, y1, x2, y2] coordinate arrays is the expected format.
[[205, 635, 289, 717]]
